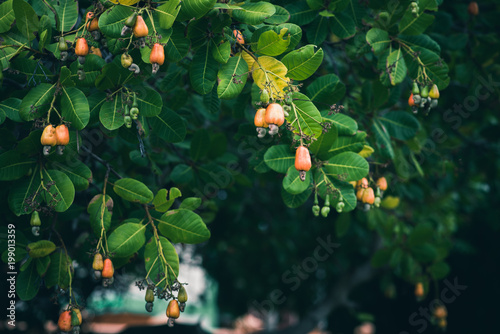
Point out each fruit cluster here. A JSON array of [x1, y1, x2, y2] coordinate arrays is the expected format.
[[40, 124, 70, 156], [408, 82, 440, 114], [141, 283, 188, 327], [123, 92, 140, 128], [58, 307, 82, 334], [352, 176, 387, 210], [92, 253, 115, 287]]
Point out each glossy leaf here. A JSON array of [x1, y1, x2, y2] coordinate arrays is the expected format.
[[108, 223, 147, 257], [44, 251, 71, 289], [307, 74, 346, 105], [379, 111, 420, 140], [282, 45, 323, 81], [42, 169, 75, 212], [16, 262, 40, 300], [98, 5, 134, 39], [113, 178, 154, 204], [99, 96, 124, 130], [19, 83, 56, 121], [144, 236, 179, 287], [158, 209, 211, 244], [323, 152, 369, 182], [190, 43, 219, 95], [0, 150, 35, 181], [60, 87, 90, 130], [264, 145, 295, 173], [87, 194, 113, 237], [283, 166, 311, 195], [232, 2, 276, 25], [149, 107, 187, 143], [287, 92, 323, 138], [217, 54, 248, 100]]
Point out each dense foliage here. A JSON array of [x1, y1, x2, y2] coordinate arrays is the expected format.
[[0, 0, 498, 333]]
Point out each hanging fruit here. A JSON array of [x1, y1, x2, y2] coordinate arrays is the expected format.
[[92, 253, 104, 271], [260, 89, 270, 104], [41, 125, 57, 155], [90, 46, 102, 58], [429, 84, 440, 99], [145, 287, 155, 312], [321, 194, 330, 217], [408, 93, 416, 107], [312, 192, 320, 217], [414, 282, 424, 297], [233, 29, 245, 44], [254, 108, 269, 138], [55, 124, 70, 155], [178, 285, 188, 312], [122, 12, 138, 36], [75, 38, 89, 56], [433, 305, 447, 319], [87, 18, 99, 32], [376, 177, 387, 191], [357, 178, 368, 189], [166, 299, 180, 327], [150, 43, 165, 74], [30, 211, 41, 236], [265, 103, 285, 136], [294, 146, 311, 181], [58, 310, 73, 332], [102, 258, 114, 279], [71, 308, 83, 333], [362, 187, 375, 205], [58, 37, 68, 51], [468, 2, 479, 16], [133, 15, 149, 38]]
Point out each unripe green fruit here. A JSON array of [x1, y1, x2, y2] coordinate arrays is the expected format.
[[412, 82, 420, 95], [30, 211, 41, 227], [58, 38, 68, 51], [374, 197, 381, 208], [145, 288, 155, 303], [125, 12, 138, 28], [321, 206, 330, 217], [260, 89, 270, 104], [178, 286, 188, 303], [312, 205, 320, 217], [336, 201, 344, 213], [420, 85, 429, 98]]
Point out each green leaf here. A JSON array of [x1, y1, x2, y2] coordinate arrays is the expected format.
[[264, 5, 290, 24], [157, 0, 181, 29], [60, 87, 90, 130], [98, 5, 134, 39], [373, 119, 394, 159], [113, 178, 154, 204], [264, 145, 295, 173], [16, 262, 40, 300], [286, 2, 317, 26], [232, 2, 276, 25], [36, 256, 51, 277], [306, 15, 328, 45], [19, 83, 56, 121], [179, 197, 202, 210], [165, 25, 190, 62], [283, 166, 311, 195], [257, 28, 291, 56], [287, 92, 323, 138], [0, 0, 15, 34], [8, 165, 40, 216], [379, 111, 420, 140], [153, 187, 182, 212], [190, 43, 218, 95], [328, 12, 356, 39], [211, 39, 231, 64], [408, 223, 434, 247], [281, 186, 312, 208], [323, 112, 358, 136], [282, 45, 323, 81], [404, 47, 450, 89], [48, 160, 92, 191], [323, 152, 369, 182], [144, 236, 179, 287], [386, 48, 407, 86], [108, 223, 147, 257], [177, 0, 216, 21], [42, 169, 75, 212], [170, 164, 194, 184], [27, 240, 56, 258], [398, 34, 440, 54], [366, 28, 390, 55], [12, 0, 39, 41], [0, 98, 22, 122], [0, 150, 35, 181], [306, 74, 346, 106], [158, 209, 210, 244], [399, 7, 435, 35], [190, 129, 210, 161], [38, 15, 52, 52], [99, 96, 124, 130], [70, 54, 106, 87], [309, 126, 338, 157], [149, 107, 187, 143], [45, 251, 70, 289], [53, 0, 78, 33], [87, 194, 113, 237], [135, 87, 163, 117], [326, 133, 365, 158], [217, 54, 248, 100], [428, 262, 450, 280]]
